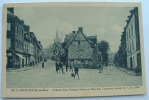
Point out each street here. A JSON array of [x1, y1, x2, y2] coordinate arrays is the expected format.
[[6, 59, 142, 88]]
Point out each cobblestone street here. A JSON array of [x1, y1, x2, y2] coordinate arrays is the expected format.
[[6, 60, 142, 88]]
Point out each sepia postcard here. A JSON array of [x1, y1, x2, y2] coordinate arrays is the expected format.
[[2, 2, 146, 98]]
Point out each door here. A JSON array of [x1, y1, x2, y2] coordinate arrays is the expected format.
[[137, 53, 141, 68], [22, 59, 24, 68], [7, 56, 13, 68], [130, 57, 133, 69], [26, 56, 27, 66]]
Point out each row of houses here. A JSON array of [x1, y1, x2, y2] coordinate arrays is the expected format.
[[6, 8, 43, 69], [52, 27, 102, 68], [118, 7, 141, 72]]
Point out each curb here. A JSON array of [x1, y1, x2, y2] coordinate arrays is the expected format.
[[116, 67, 136, 76]]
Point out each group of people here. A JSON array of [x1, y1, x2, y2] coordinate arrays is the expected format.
[[55, 62, 79, 80], [55, 62, 64, 74]]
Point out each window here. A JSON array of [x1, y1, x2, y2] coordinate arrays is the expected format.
[[22, 42, 23, 50], [18, 27, 21, 34], [26, 45, 28, 52], [19, 41, 21, 49], [25, 45, 27, 52], [128, 30, 130, 39], [7, 23, 11, 31], [129, 43, 131, 53], [129, 28, 131, 38], [18, 26, 20, 34], [15, 25, 18, 33], [132, 40, 134, 50], [131, 25, 133, 36], [126, 32, 128, 41], [128, 44, 130, 53], [17, 26, 19, 33], [127, 44, 129, 53], [16, 40, 17, 48], [16, 39, 19, 48], [127, 31, 129, 41], [78, 41, 80, 45], [22, 29, 24, 36]]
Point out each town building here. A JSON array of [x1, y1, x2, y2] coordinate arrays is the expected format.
[[24, 25, 32, 67], [125, 7, 141, 70], [62, 27, 102, 68], [30, 32, 43, 65], [7, 8, 25, 68], [36, 41, 43, 63], [118, 30, 127, 68], [6, 8, 43, 69]]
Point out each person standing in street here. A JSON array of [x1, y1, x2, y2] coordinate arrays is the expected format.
[[59, 62, 65, 74], [66, 62, 68, 72], [42, 60, 44, 68], [74, 65, 79, 80], [55, 62, 59, 73], [69, 64, 72, 72]]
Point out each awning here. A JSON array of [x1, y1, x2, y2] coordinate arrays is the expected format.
[[16, 54, 24, 59], [30, 56, 35, 62]]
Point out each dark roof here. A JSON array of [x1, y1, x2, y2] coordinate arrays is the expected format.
[[63, 32, 76, 48], [87, 36, 97, 48], [63, 30, 96, 49]]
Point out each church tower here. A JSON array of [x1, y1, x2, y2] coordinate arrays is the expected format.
[[55, 28, 61, 43]]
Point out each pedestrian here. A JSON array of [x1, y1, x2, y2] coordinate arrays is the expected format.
[[59, 62, 64, 74], [74, 65, 79, 80], [55, 62, 59, 73], [66, 62, 68, 72], [69, 64, 72, 72], [42, 61, 44, 68], [99, 65, 103, 73]]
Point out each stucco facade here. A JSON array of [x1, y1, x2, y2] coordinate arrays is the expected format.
[[125, 7, 141, 70]]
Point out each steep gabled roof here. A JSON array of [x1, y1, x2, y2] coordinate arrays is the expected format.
[[63, 32, 76, 49], [63, 29, 95, 49], [87, 36, 97, 48]]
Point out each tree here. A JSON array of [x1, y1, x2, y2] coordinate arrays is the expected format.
[[98, 40, 110, 65], [113, 52, 120, 67]]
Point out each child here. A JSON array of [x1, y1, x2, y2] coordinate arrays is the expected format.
[[74, 65, 79, 80]]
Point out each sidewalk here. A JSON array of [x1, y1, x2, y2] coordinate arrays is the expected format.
[[116, 67, 137, 76], [6, 62, 42, 72]]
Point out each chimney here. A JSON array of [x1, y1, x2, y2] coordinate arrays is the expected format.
[[22, 20, 24, 24], [72, 31, 75, 34], [27, 25, 30, 32], [24, 25, 30, 32], [7, 8, 14, 14], [66, 35, 68, 38], [78, 27, 83, 32]]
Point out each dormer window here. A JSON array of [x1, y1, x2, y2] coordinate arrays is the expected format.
[[78, 41, 80, 45]]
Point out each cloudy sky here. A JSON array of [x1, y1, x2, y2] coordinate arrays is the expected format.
[[14, 6, 132, 52]]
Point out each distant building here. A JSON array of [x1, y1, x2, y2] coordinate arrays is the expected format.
[[52, 29, 62, 61], [125, 7, 141, 70], [108, 50, 114, 66], [62, 27, 101, 68]]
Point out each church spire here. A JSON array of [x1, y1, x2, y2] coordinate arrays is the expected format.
[[55, 28, 61, 43], [56, 28, 58, 41], [60, 31, 62, 42]]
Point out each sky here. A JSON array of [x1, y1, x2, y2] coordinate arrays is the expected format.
[[14, 6, 132, 52]]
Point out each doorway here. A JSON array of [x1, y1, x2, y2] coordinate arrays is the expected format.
[[130, 57, 133, 69]]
